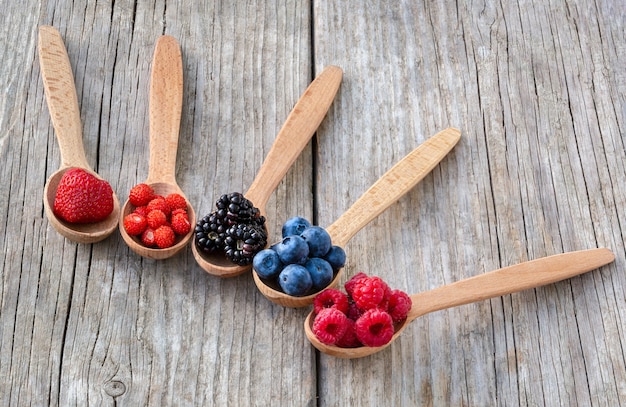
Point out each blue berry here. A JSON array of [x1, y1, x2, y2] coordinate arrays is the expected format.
[[282, 216, 311, 237], [253, 249, 284, 279], [323, 245, 346, 270], [304, 257, 334, 290], [279, 264, 313, 296], [301, 226, 332, 257], [274, 235, 310, 264]]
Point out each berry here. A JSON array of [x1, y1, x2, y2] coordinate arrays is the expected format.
[[275, 235, 309, 264], [147, 196, 170, 216], [224, 223, 268, 265], [282, 216, 311, 237], [216, 192, 265, 227], [171, 211, 191, 235], [278, 264, 313, 296], [53, 168, 114, 223], [347, 301, 365, 321], [165, 193, 187, 211], [355, 308, 394, 347], [194, 212, 228, 254], [304, 257, 334, 290], [313, 288, 349, 315], [344, 272, 369, 298], [351, 276, 389, 310], [253, 249, 284, 279], [387, 289, 412, 322], [301, 226, 332, 257], [141, 227, 156, 247], [324, 246, 346, 270], [336, 318, 361, 348], [129, 183, 154, 207], [312, 308, 350, 345], [123, 213, 148, 236], [154, 225, 176, 249], [134, 205, 150, 218], [146, 209, 168, 229]]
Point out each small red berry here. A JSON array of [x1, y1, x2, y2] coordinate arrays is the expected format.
[[387, 289, 412, 322], [154, 225, 176, 248], [354, 308, 394, 347], [171, 212, 191, 235], [344, 272, 368, 297], [146, 209, 168, 229], [165, 193, 187, 211], [129, 183, 154, 207], [147, 196, 170, 216], [134, 205, 150, 218], [312, 308, 350, 345], [336, 318, 361, 348], [141, 227, 156, 247], [313, 288, 349, 315], [351, 276, 390, 311], [123, 213, 148, 236]]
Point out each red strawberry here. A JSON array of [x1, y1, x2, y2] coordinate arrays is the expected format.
[[171, 211, 191, 235], [123, 213, 148, 236], [154, 225, 176, 248], [146, 209, 167, 229], [129, 183, 154, 207], [165, 193, 187, 211], [53, 168, 114, 223], [141, 227, 156, 247], [147, 196, 170, 216]]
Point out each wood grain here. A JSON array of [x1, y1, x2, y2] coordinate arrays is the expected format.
[[0, 0, 624, 405]]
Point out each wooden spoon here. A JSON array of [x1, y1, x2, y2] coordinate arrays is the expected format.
[[39, 26, 121, 244], [253, 128, 462, 307], [192, 66, 343, 277], [119, 35, 196, 260], [305, 247, 615, 358]]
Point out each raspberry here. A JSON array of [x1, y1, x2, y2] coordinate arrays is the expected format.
[[147, 196, 170, 216], [344, 272, 368, 297], [134, 205, 150, 218], [171, 211, 191, 235], [351, 276, 389, 311], [312, 308, 350, 345], [129, 183, 154, 207], [313, 289, 349, 315], [123, 213, 147, 236], [146, 209, 168, 229], [154, 225, 176, 248], [336, 318, 361, 348], [355, 308, 394, 347], [347, 301, 364, 321], [141, 227, 156, 247], [165, 193, 187, 211], [387, 289, 412, 322]]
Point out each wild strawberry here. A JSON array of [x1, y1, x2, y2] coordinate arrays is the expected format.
[[165, 193, 187, 211], [146, 209, 168, 229], [133, 205, 150, 218], [154, 225, 176, 248], [141, 227, 156, 247], [171, 208, 187, 217], [129, 183, 154, 206], [123, 213, 147, 236], [53, 168, 114, 223], [171, 212, 191, 235], [147, 196, 170, 216]]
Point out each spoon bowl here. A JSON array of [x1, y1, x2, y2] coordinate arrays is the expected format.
[[119, 35, 195, 260], [304, 247, 615, 358], [253, 128, 462, 307], [192, 66, 343, 277], [38, 25, 121, 243]]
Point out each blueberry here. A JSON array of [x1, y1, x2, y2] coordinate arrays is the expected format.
[[274, 235, 309, 264], [304, 257, 334, 290], [323, 245, 346, 270], [282, 216, 311, 237], [300, 226, 332, 257], [279, 264, 313, 296], [253, 249, 284, 279]]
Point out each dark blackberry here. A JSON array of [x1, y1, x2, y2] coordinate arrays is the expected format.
[[216, 192, 266, 227], [224, 223, 268, 265], [194, 212, 228, 254]]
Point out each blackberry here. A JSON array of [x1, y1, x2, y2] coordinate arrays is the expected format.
[[194, 212, 228, 254], [216, 192, 266, 227], [224, 223, 268, 265]]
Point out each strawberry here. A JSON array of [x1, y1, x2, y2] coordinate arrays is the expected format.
[[146, 209, 168, 229], [165, 193, 187, 211], [129, 183, 154, 207], [171, 211, 191, 235], [154, 225, 176, 248], [53, 168, 114, 223], [123, 213, 148, 236], [141, 227, 156, 247], [147, 196, 170, 216]]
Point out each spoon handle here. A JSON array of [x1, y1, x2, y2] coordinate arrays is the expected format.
[[245, 66, 343, 210], [38, 26, 91, 171], [146, 35, 183, 186], [409, 248, 615, 321], [327, 128, 461, 247]]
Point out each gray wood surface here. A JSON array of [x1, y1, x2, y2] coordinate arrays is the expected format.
[[1, 0, 624, 405]]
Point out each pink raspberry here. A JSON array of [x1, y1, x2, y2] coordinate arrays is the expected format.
[[312, 308, 350, 345], [347, 301, 364, 321], [351, 276, 390, 311], [355, 308, 394, 347], [336, 318, 361, 348], [313, 288, 349, 315], [387, 289, 412, 322], [344, 272, 368, 297]]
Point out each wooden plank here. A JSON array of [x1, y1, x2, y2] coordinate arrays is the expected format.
[[313, 0, 626, 405]]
